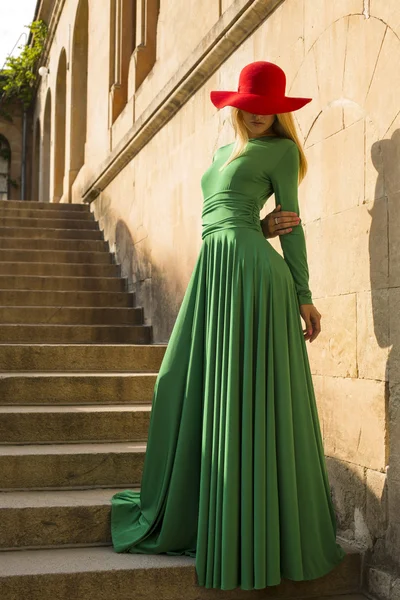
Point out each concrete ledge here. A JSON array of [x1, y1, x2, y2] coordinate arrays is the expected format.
[[0, 216, 99, 230], [0, 488, 131, 549], [0, 442, 146, 490], [0, 404, 151, 444], [0, 372, 157, 404], [0, 226, 103, 240], [0, 274, 124, 291], [0, 290, 134, 307], [0, 208, 94, 221], [0, 343, 166, 372], [0, 306, 143, 325], [0, 200, 89, 212], [0, 237, 109, 252], [0, 248, 112, 265], [0, 324, 152, 344], [0, 544, 362, 600], [0, 262, 120, 278]]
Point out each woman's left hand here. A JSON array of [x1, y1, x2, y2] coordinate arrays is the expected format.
[[300, 304, 322, 343]]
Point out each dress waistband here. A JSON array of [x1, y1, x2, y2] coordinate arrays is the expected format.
[[201, 217, 262, 240]]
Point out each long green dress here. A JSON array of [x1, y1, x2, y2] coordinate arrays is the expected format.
[[110, 134, 347, 590]]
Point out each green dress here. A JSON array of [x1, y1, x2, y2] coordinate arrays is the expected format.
[[110, 135, 347, 590]]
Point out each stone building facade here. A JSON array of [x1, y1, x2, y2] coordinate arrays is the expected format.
[[29, 0, 400, 597], [0, 99, 24, 200]]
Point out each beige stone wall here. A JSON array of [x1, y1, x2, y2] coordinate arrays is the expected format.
[[31, 0, 400, 590]]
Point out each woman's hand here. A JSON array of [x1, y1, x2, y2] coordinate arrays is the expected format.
[[261, 204, 301, 238], [300, 304, 322, 343]]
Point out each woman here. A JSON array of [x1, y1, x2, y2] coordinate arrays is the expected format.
[[110, 61, 347, 590]]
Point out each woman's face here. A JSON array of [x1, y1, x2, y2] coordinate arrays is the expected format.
[[240, 110, 276, 138]]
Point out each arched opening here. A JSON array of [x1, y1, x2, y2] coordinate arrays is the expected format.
[[41, 91, 51, 202], [69, 0, 88, 198], [0, 135, 11, 200], [32, 119, 41, 201], [53, 49, 67, 203]]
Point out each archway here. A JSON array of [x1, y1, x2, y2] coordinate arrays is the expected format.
[[32, 119, 41, 202], [41, 90, 51, 202], [0, 135, 11, 200], [53, 49, 67, 202], [69, 0, 88, 198]]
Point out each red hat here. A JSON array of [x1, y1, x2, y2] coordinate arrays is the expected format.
[[210, 61, 312, 115]]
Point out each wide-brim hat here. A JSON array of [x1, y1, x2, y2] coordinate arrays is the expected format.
[[210, 61, 312, 115]]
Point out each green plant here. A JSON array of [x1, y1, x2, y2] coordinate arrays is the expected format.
[[0, 20, 47, 108]]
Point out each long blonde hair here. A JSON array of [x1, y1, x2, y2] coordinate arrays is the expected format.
[[218, 107, 308, 183]]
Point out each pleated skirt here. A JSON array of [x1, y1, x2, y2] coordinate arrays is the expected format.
[[110, 227, 347, 590]]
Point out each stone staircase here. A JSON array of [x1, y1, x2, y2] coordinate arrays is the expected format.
[[0, 199, 367, 599]]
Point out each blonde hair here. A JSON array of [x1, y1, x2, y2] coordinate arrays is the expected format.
[[218, 107, 308, 183]]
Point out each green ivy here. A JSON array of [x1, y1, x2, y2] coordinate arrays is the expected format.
[[0, 20, 48, 109]]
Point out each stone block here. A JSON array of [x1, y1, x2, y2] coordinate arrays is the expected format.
[[366, 469, 388, 539], [306, 294, 357, 378], [357, 289, 389, 382], [304, 1, 362, 55], [388, 193, 400, 287], [312, 16, 349, 107], [306, 103, 344, 149], [365, 116, 385, 205], [313, 375, 386, 470], [325, 455, 366, 537], [343, 15, 387, 108], [305, 118, 364, 216], [368, 567, 392, 600], [306, 197, 388, 297], [365, 27, 400, 138]]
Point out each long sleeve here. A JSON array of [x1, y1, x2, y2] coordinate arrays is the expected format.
[[268, 143, 313, 306]]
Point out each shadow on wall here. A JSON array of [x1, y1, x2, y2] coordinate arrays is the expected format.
[[366, 128, 400, 570], [115, 219, 186, 343]]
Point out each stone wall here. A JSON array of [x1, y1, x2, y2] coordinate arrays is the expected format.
[[31, 1, 400, 596]]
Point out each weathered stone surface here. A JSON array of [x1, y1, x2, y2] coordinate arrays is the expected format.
[[313, 375, 386, 470], [365, 27, 400, 138], [366, 469, 388, 539], [306, 197, 388, 297], [0, 405, 151, 444], [367, 567, 392, 600], [306, 293, 357, 378], [0, 373, 157, 405], [307, 118, 364, 216], [0, 343, 166, 372], [357, 290, 389, 382], [0, 544, 362, 600], [325, 456, 366, 540], [0, 443, 145, 490]]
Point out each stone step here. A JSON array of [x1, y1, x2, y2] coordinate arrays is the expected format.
[[0, 488, 133, 550], [0, 372, 157, 404], [0, 442, 145, 490], [0, 207, 95, 221], [0, 274, 125, 292], [0, 261, 120, 277], [0, 344, 166, 372], [0, 236, 109, 252], [0, 248, 112, 264], [0, 404, 151, 444], [0, 545, 362, 600], [0, 324, 152, 344], [0, 226, 103, 240], [0, 306, 143, 325], [0, 289, 134, 307], [0, 200, 89, 212], [0, 216, 99, 230]]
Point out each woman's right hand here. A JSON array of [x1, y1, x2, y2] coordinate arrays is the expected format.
[[261, 204, 301, 238]]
